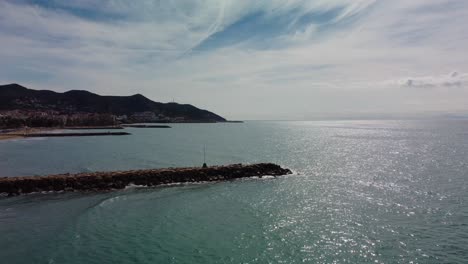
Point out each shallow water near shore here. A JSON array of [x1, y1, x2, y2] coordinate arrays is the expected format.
[[1, 120, 468, 263]]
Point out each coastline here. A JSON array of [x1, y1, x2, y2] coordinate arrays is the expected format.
[[0, 127, 56, 141], [0, 126, 130, 141]]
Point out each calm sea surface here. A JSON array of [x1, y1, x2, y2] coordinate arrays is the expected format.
[[1, 120, 468, 263]]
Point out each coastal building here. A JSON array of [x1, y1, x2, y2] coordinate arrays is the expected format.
[[130, 111, 157, 122]]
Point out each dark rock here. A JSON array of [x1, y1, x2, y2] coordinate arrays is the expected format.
[[0, 163, 292, 196]]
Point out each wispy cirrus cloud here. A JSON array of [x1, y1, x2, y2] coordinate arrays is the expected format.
[[1, 0, 468, 119]]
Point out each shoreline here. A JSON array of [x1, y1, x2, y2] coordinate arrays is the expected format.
[[0, 126, 127, 141], [9, 132, 131, 137], [0, 127, 57, 141]]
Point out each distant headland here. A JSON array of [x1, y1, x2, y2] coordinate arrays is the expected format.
[[0, 83, 229, 129]]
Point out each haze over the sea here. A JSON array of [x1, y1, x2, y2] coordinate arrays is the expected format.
[[1, 0, 468, 120]]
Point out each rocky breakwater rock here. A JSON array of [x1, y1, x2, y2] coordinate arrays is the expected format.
[[0, 163, 292, 196]]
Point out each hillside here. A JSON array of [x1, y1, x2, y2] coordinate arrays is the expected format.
[[0, 84, 226, 122]]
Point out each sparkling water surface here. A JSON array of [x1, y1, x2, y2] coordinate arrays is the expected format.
[[1, 120, 467, 263]]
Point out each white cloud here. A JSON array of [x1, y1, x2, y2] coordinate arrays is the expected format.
[[1, 0, 468, 119], [398, 72, 468, 89]]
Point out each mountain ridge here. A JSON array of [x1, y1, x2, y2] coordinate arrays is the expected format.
[[0, 83, 226, 122]]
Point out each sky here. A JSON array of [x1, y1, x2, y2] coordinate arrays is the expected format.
[[1, 0, 468, 120]]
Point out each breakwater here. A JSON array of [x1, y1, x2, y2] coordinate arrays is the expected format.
[[0, 163, 291, 196], [11, 132, 130, 137], [123, 124, 171, 128], [65, 126, 124, 130]]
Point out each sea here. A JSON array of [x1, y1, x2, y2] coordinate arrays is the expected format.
[[0, 120, 467, 263]]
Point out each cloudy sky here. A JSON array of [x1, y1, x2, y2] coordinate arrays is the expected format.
[[1, 0, 467, 120]]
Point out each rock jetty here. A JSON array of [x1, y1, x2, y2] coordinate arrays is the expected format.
[[0, 163, 292, 196], [65, 126, 125, 130], [122, 124, 171, 128]]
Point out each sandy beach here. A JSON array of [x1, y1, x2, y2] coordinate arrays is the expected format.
[[0, 128, 55, 141]]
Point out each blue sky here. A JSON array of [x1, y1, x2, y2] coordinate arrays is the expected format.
[[1, 0, 467, 119]]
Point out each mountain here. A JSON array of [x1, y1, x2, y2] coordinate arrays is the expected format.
[[0, 84, 226, 122]]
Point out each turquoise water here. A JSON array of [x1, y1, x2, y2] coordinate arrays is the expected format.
[[1, 120, 468, 263]]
